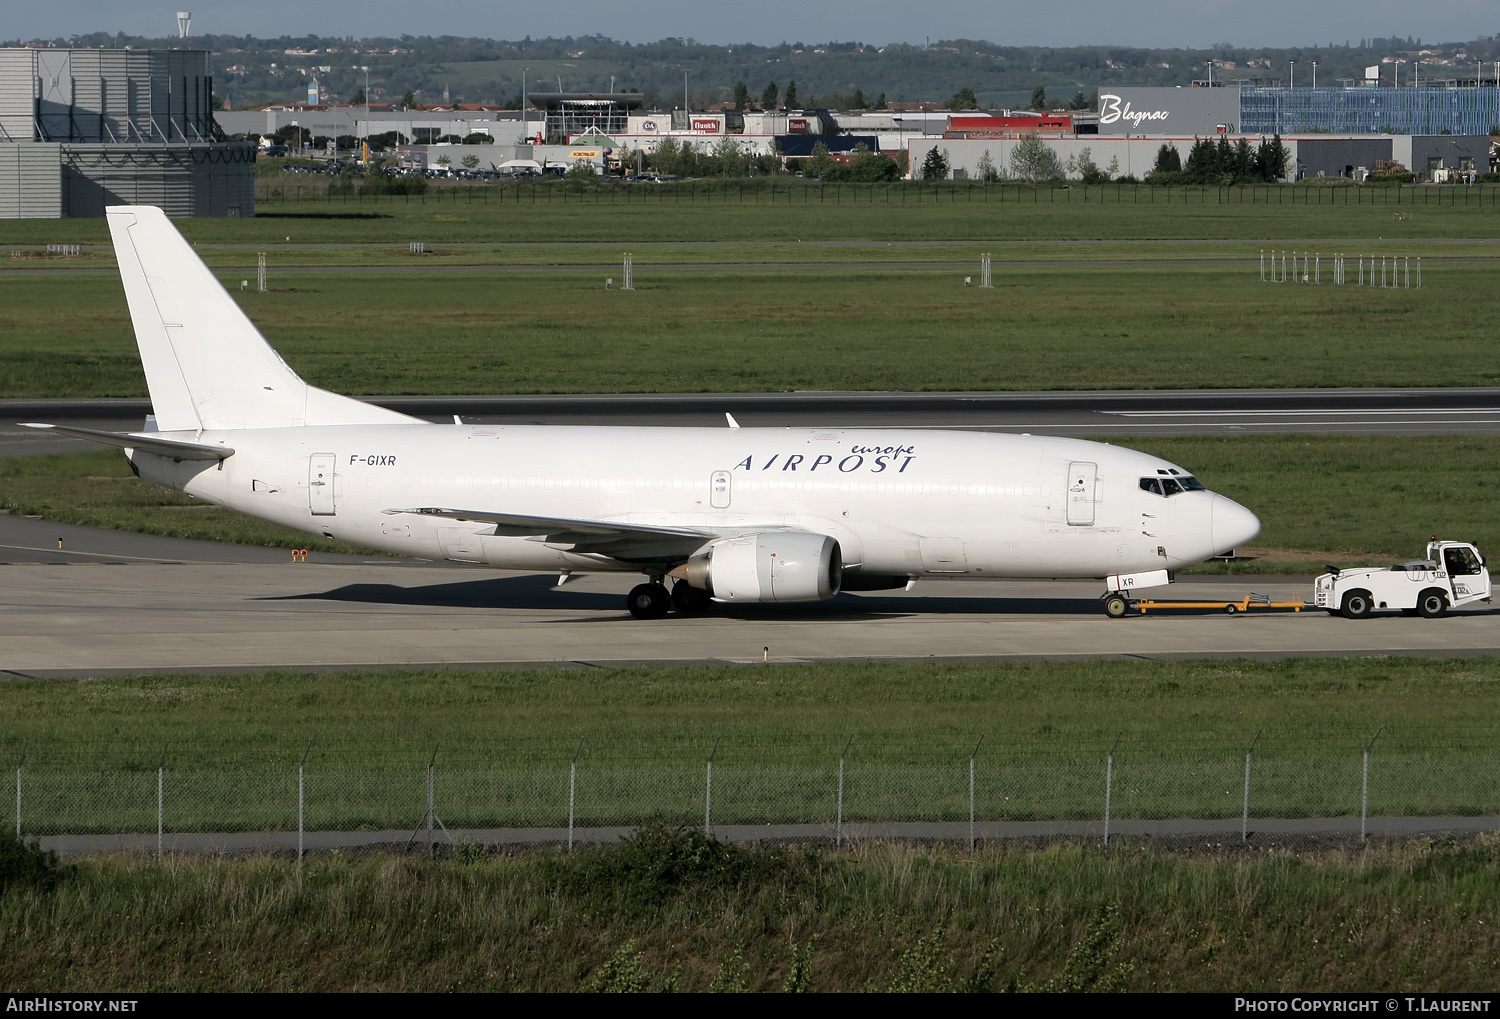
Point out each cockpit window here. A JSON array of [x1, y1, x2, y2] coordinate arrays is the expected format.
[[1141, 475, 1205, 497]]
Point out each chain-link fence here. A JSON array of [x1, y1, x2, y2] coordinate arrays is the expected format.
[[10, 732, 1499, 854]]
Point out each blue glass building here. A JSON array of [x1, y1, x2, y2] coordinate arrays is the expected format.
[[1242, 87, 1500, 136]]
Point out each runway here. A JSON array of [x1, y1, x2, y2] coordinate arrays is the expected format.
[[2, 512, 1495, 678], [7, 385, 1500, 460]]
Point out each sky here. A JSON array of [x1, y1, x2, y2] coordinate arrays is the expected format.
[[7, 0, 1497, 49]]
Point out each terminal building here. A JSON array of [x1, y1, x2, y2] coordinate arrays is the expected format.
[[0, 47, 256, 218]]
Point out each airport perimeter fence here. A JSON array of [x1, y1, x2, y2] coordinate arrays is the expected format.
[[8, 731, 1500, 854], [253, 178, 1500, 209]]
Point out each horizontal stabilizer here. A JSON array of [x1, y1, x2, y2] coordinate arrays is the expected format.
[[384, 506, 711, 543], [20, 423, 234, 461]]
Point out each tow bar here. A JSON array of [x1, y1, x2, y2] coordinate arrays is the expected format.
[[1131, 593, 1306, 616]]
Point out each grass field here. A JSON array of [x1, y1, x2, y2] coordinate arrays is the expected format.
[[6, 435, 1496, 567], [2, 261, 1495, 397], [4, 834, 1500, 991], [4, 659, 1498, 832], [3, 189, 1497, 397]]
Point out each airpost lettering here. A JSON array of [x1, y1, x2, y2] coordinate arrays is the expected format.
[[732, 446, 916, 474]]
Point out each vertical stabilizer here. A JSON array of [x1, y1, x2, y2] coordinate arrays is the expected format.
[[105, 206, 422, 430]]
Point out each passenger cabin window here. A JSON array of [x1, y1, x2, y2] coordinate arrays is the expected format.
[[1140, 475, 1205, 497]]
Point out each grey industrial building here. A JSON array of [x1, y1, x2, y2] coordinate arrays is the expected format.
[[0, 47, 255, 218]]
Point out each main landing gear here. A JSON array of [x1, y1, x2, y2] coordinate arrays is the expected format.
[[626, 578, 713, 619]]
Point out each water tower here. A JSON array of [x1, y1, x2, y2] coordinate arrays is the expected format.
[[176, 12, 191, 38]]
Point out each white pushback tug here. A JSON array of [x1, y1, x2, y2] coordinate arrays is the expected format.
[[1314, 540, 1491, 619], [22, 206, 1263, 618]]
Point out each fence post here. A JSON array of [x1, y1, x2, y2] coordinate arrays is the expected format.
[[1103, 732, 1122, 848], [969, 735, 985, 851], [836, 735, 853, 848], [426, 743, 439, 859], [705, 737, 720, 836], [298, 740, 312, 862], [15, 742, 25, 839], [1242, 728, 1262, 842], [1362, 727, 1383, 842], [568, 738, 583, 852], [157, 742, 169, 859]]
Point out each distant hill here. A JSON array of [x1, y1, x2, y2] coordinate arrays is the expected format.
[[19, 32, 1500, 111]]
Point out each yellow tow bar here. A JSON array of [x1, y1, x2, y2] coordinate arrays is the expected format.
[[1133, 594, 1306, 616]]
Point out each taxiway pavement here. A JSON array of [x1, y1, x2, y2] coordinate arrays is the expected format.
[[2, 511, 1495, 677]]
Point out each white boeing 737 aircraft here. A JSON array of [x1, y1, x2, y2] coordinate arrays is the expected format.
[[25, 206, 1260, 618]]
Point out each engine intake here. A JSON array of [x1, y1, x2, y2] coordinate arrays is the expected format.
[[676, 532, 842, 602]]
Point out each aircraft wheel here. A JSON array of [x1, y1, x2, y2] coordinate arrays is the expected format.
[[1417, 589, 1449, 619], [1340, 589, 1374, 619], [1102, 594, 1130, 619], [671, 581, 713, 615], [626, 583, 671, 619]]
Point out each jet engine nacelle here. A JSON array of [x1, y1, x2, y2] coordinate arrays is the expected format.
[[678, 531, 842, 602]]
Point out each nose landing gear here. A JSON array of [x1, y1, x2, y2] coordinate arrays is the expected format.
[[1101, 592, 1132, 619]]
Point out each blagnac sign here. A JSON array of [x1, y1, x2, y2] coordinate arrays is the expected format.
[[1098, 93, 1171, 129], [1092, 86, 1242, 136]]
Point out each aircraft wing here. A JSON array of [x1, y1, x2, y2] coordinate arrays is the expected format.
[[19, 423, 234, 461], [384, 506, 718, 558]]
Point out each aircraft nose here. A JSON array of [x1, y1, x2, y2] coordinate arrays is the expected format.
[[1211, 495, 1261, 555]]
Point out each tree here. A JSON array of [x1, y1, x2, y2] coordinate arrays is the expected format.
[[1009, 132, 1060, 182], [712, 136, 748, 176], [807, 140, 836, 179], [435, 154, 451, 168], [760, 81, 779, 110], [1255, 134, 1290, 181], [349, 88, 365, 106], [851, 88, 870, 109], [1029, 85, 1046, 110], [1153, 143, 1182, 174], [975, 149, 1002, 182], [460, 154, 480, 169], [784, 80, 799, 109], [462, 132, 494, 145], [920, 146, 950, 181], [400, 90, 417, 111], [1066, 146, 1110, 184], [847, 150, 900, 181], [566, 161, 598, 180], [1068, 90, 1090, 110], [946, 87, 978, 110], [732, 81, 750, 110], [875, 92, 887, 109]]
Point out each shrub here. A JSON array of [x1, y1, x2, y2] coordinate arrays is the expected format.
[[0, 830, 68, 894], [544, 824, 801, 914]]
